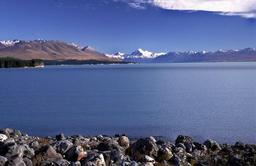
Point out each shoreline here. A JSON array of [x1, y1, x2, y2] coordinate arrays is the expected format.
[[3, 61, 256, 69], [0, 128, 255, 165]]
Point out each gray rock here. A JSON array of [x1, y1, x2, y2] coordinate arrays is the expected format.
[[29, 141, 40, 151], [0, 155, 8, 165], [5, 142, 24, 158], [22, 144, 35, 158], [3, 142, 34, 159], [228, 155, 244, 166], [118, 136, 130, 148], [97, 141, 120, 152], [0, 128, 14, 136], [108, 149, 124, 164], [193, 142, 207, 151], [116, 161, 133, 166], [32, 145, 62, 165], [7, 156, 26, 166], [204, 139, 221, 151], [169, 154, 181, 166], [130, 138, 158, 161], [65, 146, 86, 161], [4, 138, 15, 144], [70, 161, 82, 166], [157, 146, 173, 161], [176, 143, 186, 150], [142, 155, 155, 162], [54, 140, 73, 154], [149, 136, 156, 143], [140, 162, 154, 166], [0, 128, 22, 138], [175, 135, 193, 145], [130, 161, 139, 166], [23, 157, 33, 166], [234, 141, 245, 150], [81, 152, 106, 166], [184, 142, 193, 153], [175, 135, 194, 153], [55, 159, 70, 166], [56, 133, 66, 141], [40, 160, 58, 166], [0, 134, 8, 142]]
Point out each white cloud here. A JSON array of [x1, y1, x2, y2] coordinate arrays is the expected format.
[[115, 0, 256, 18], [114, 0, 149, 9], [128, 2, 147, 9]]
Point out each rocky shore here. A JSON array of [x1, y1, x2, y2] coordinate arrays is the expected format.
[[0, 129, 255, 166]]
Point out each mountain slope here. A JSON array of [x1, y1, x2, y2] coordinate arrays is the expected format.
[[0, 40, 117, 62], [0, 43, 6, 49]]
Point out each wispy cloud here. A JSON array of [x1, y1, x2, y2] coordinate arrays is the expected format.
[[113, 0, 148, 9], [114, 0, 256, 18]]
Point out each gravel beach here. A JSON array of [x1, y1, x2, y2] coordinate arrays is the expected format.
[[0, 128, 255, 166]]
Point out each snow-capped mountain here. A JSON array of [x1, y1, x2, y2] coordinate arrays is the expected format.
[[0, 40, 119, 62], [1, 39, 256, 63], [153, 48, 256, 63], [0, 40, 21, 47], [105, 52, 125, 59], [105, 47, 256, 63], [126, 48, 166, 59], [105, 49, 166, 62]]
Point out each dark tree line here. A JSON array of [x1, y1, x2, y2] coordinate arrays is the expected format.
[[0, 57, 44, 68]]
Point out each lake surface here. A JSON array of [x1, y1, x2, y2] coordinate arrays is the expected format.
[[0, 63, 256, 143]]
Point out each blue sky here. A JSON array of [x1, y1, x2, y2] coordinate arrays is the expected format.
[[0, 0, 256, 53]]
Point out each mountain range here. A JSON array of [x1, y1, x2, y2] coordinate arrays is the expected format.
[[107, 48, 256, 63], [0, 40, 116, 62], [153, 48, 256, 63], [1, 40, 256, 63]]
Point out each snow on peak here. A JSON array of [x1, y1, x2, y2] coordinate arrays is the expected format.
[[130, 48, 153, 58], [105, 52, 125, 59], [244, 48, 256, 51], [202, 50, 207, 54], [128, 48, 166, 58], [70, 42, 80, 48], [154, 52, 167, 57], [114, 52, 125, 56], [0, 40, 20, 47]]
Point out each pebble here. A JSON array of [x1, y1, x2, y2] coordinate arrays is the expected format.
[[118, 136, 130, 148], [0, 155, 8, 165], [0, 134, 8, 142], [0, 128, 255, 166], [65, 145, 87, 161]]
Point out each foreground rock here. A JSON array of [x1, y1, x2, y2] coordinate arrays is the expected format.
[[0, 128, 256, 166]]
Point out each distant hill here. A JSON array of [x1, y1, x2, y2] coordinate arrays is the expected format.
[[106, 48, 256, 63], [0, 40, 118, 62], [153, 48, 256, 63]]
